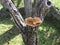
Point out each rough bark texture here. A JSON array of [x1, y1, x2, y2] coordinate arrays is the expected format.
[[0, 0, 53, 45], [22, 27, 38, 45], [24, 0, 32, 17], [23, 0, 38, 45], [23, 0, 52, 45], [0, 0, 26, 29], [0, 0, 38, 45]]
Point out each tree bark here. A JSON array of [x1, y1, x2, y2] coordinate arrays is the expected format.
[[0, 0, 26, 29], [0, 0, 38, 45], [23, 0, 52, 45], [23, 0, 39, 45], [24, 0, 32, 17], [0, 0, 53, 45], [22, 27, 38, 45]]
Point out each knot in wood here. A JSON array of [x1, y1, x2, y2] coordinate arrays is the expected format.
[[25, 17, 42, 27]]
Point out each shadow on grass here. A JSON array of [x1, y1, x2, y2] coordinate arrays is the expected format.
[[0, 17, 21, 45], [0, 26, 20, 45], [0, 8, 25, 45], [38, 17, 60, 45], [0, 8, 25, 19]]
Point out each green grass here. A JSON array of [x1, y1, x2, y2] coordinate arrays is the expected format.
[[0, 3, 3, 10], [0, 17, 60, 45], [0, 18, 24, 45], [0, 18, 13, 35], [38, 17, 60, 45], [52, 0, 60, 8], [14, 0, 24, 8]]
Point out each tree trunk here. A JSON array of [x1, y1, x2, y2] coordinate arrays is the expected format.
[[24, 0, 32, 17], [23, 0, 38, 45], [0, 0, 26, 31], [0, 0, 52, 45], [22, 0, 52, 45], [0, 0, 38, 45], [22, 27, 38, 45]]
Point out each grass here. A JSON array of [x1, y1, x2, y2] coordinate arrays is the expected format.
[[0, 17, 60, 45], [0, 18, 23, 45], [38, 17, 60, 45], [52, 0, 60, 8], [0, 3, 3, 10]]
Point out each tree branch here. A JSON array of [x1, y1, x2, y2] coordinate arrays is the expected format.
[[24, 0, 32, 17], [0, 0, 26, 28], [33, 0, 52, 22]]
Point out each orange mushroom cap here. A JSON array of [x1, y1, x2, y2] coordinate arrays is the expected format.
[[25, 17, 42, 27]]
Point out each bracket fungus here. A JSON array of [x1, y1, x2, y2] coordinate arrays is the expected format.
[[25, 17, 42, 27]]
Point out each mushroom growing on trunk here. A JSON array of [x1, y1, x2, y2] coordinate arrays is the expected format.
[[25, 17, 42, 27]]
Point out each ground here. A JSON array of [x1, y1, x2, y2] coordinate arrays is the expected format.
[[0, 17, 60, 45], [0, 0, 60, 45], [0, 18, 23, 45]]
